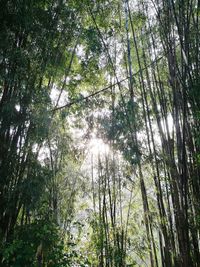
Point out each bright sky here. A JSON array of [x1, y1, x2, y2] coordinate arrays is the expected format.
[[87, 132, 110, 156]]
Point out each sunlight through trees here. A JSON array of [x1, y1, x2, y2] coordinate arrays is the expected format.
[[0, 0, 199, 266]]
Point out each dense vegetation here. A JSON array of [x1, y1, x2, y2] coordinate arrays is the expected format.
[[0, 0, 199, 266]]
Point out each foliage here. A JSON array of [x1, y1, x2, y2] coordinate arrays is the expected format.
[[0, 0, 200, 266]]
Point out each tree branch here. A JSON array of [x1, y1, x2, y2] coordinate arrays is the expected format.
[[52, 77, 129, 111]]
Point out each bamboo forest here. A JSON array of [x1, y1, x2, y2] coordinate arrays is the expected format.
[[0, 0, 200, 266]]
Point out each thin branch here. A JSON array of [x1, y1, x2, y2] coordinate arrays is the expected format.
[[51, 49, 168, 112], [51, 77, 129, 111]]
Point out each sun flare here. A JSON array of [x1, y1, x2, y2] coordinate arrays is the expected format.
[[87, 135, 110, 156]]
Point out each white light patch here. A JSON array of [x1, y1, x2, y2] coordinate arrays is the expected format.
[[160, 113, 174, 135], [88, 137, 110, 156], [50, 85, 69, 107], [15, 105, 20, 112], [88, 135, 110, 156]]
